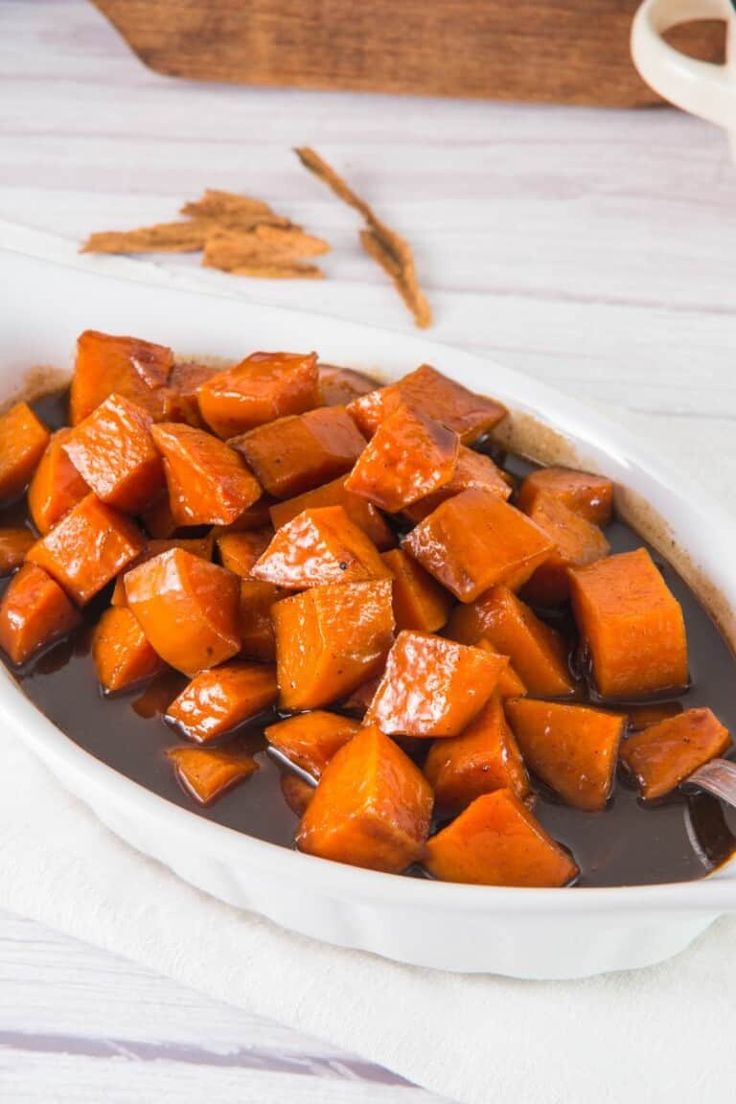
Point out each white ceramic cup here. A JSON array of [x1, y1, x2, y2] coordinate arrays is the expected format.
[[631, 0, 736, 152]]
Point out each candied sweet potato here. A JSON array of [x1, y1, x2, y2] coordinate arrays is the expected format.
[[365, 630, 506, 738], [167, 741, 259, 805], [506, 698, 624, 812], [475, 639, 527, 698], [318, 364, 375, 406], [125, 548, 241, 676], [28, 429, 89, 535], [69, 330, 174, 424], [0, 401, 50, 503], [296, 725, 433, 873], [0, 528, 35, 576], [403, 488, 553, 603], [520, 495, 610, 607], [402, 446, 511, 523], [217, 528, 273, 578], [516, 466, 613, 526], [233, 406, 366, 499], [269, 475, 394, 551], [424, 789, 578, 887], [265, 710, 361, 779], [92, 606, 165, 693], [620, 707, 732, 801], [627, 701, 683, 731], [110, 535, 213, 607], [160, 360, 218, 426], [273, 579, 394, 710], [0, 562, 81, 665], [238, 579, 283, 661], [569, 548, 688, 699], [342, 676, 382, 717], [166, 661, 277, 742], [198, 351, 319, 438], [280, 772, 315, 817], [381, 548, 453, 633], [447, 586, 574, 697]]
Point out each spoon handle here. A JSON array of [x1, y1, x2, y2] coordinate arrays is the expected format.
[[686, 759, 736, 810]]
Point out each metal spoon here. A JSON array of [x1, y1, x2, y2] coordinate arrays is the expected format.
[[684, 759, 736, 809]]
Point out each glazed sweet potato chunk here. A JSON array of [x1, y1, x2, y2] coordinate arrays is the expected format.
[[476, 639, 527, 698], [198, 351, 319, 438], [447, 587, 574, 697], [27, 494, 144, 605], [167, 741, 259, 805], [424, 790, 579, 887], [151, 422, 261, 526], [92, 607, 165, 693], [0, 528, 35, 576], [0, 402, 50, 503], [238, 579, 283, 661], [344, 402, 459, 513], [273, 579, 394, 710], [125, 548, 241, 676], [280, 772, 315, 817], [520, 496, 610, 607], [620, 708, 732, 801], [569, 548, 688, 699], [110, 535, 213, 607], [233, 406, 366, 499], [28, 429, 89, 535], [403, 488, 554, 603], [265, 710, 361, 779], [365, 631, 506, 738], [269, 476, 394, 551], [381, 548, 453, 633], [0, 562, 81, 665], [318, 364, 375, 407], [627, 701, 683, 732], [402, 446, 512, 523], [160, 360, 218, 426], [516, 466, 613, 526], [296, 725, 433, 873], [342, 675, 382, 717], [166, 661, 278, 742], [424, 693, 530, 812], [216, 528, 273, 578], [506, 698, 624, 812], [252, 506, 390, 590], [347, 364, 507, 443], [69, 330, 174, 424]]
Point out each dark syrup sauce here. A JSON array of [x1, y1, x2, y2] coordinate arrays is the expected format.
[[3, 391, 735, 887]]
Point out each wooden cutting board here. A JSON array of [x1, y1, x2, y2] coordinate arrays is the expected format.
[[92, 0, 724, 107]]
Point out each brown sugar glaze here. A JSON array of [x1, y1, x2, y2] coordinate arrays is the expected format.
[[2, 388, 735, 888]]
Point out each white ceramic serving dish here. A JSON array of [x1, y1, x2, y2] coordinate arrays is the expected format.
[[1, 235, 735, 981]]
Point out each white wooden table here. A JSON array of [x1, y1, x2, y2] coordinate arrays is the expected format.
[[1, 1, 734, 1100]]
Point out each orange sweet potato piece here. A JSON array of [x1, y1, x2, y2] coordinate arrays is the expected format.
[[269, 475, 394, 551], [27, 494, 144, 605], [296, 725, 433, 873], [69, 330, 174, 424], [569, 548, 688, 699], [265, 710, 361, 779], [92, 606, 165, 692], [620, 707, 732, 801], [342, 676, 382, 717], [381, 548, 453, 633], [0, 562, 81, 665], [424, 693, 529, 812], [216, 528, 273, 578], [403, 488, 554, 603], [403, 446, 511, 523], [0, 528, 35, 576], [280, 772, 315, 817], [238, 579, 284, 661], [627, 701, 683, 731], [166, 661, 278, 742], [516, 466, 613, 526], [233, 406, 366, 499], [365, 630, 507, 738], [424, 789, 578, 887], [197, 351, 319, 438], [318, 364, 376, 406], [125, 548, 241, 676], [110, 535, 214, 606], [520, 495, 610, 607], [475, 638, 527, 698], [151, 422, 261, 526], [506, 698, 624, 812], [252, 506, 390, 590], [273, 579, 394, 710], [344, 401, 459, 513], [167, 740, 259, 805], [27, 429, 89, 535], [160, 361, 218, 426], [347, 364, 507, 443], [447, 586, 574, 697], [0, 402, 50, 503]]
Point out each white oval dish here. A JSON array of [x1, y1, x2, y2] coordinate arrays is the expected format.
[[1, 240, 735, 980]]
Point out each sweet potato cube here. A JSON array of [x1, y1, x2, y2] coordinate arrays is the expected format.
[[365, 630, 506, 738], [125, 548, 241, 676], [252, 506, 390, 590], [569, 548, 688, 699], [27, 494, 144, 605], [280, 772, 315, 817], [0, 402, 50, 503], [296, 725, 433, 873], [69, 330, 174, 424], [151, 422, 261, 526], [167, 741, 259, 805], [506, 698, 624, 811], [424, 693, 530, 812], [198, 351, 319, 438], [476, 639, 527, 698], [627, 701, 683, 731], [28, 429, 89, 535], [160, 360, 218, 426], [140, 492, 178, 539], [520, 496, 610, 607], [403, 446, 512, 523], [516, 466, 613, 526], [216, 528, 273, 578], [166, 661, 278, 742], [273, 579, 394, 710], [0, 562, 81, 665], [381, 548, 453, 633], [424, 790, 579, 887], [92, 606, 165, 693], [110, 535, 213, 607], [211, 497, 275, 535], [265, 710, 361, 779], [344, 402, 459, 513], [238, 579, 283, 661], [447, 587, 574, 697], [0, 528, 35, 576], [342, 676, 382, 717], [347, 364, 507, 443], [232, 406, 366, 499], [620, 707, 732, 801], [403, 488, 554, 603], [269, 475, 394, 551], [318, 364, 375, 406]]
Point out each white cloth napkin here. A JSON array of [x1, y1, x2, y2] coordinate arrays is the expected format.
[[2, 225, 735, 1104]]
